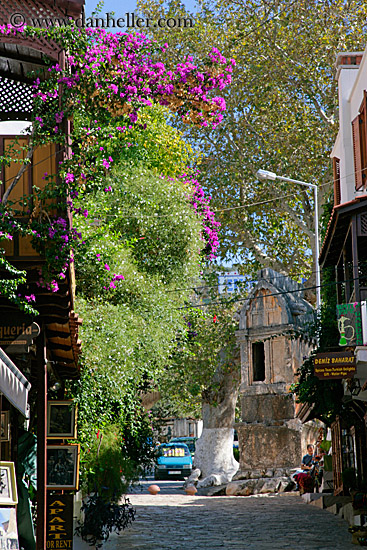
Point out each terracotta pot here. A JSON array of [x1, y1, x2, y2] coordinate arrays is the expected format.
[[185, 485, 197, 495], [148, 484, 160, 495]]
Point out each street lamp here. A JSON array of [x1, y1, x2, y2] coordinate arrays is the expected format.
[[256, 169, 321, 309]]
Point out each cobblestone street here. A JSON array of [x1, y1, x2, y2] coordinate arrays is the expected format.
[[104, 480, 355, 550]]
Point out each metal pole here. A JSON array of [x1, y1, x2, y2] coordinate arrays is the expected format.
[[314, 185, 321, 309], [275, 175, 321, 309], [36, 327, 47, 550]]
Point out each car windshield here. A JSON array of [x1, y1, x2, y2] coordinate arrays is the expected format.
[[158, 445, 190, 457], [170, 438, 196, 454]]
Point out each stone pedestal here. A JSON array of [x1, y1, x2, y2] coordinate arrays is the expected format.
[[236, 422, 301, 473]]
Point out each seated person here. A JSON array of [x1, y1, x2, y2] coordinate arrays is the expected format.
[[301, 444, 314, 471]]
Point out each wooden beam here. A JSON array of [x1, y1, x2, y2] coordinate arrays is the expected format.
[[351, 215, 360, 302]]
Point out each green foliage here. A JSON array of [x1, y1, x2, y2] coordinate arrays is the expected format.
[[291, 266, 344, 423], [82, 426, 130, 501], [158, 295, 240, 416], [74, 163, 203, 294], [75, 494, 135, 548], [70, 100, 207, 495], [73, 105, 199, 178], [69, 367, 155, 496]]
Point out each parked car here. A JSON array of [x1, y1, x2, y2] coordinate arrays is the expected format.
[[169, 437, 197, 456], [154, 443, 193, 480]]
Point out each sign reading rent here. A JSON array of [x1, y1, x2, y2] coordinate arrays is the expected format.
[[46, 494, 73, 549], [313, 351, 356, 379]]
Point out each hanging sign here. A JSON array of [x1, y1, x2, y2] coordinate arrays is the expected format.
[[0, 315, 40, 354], [336, 302, 364, 347], [46, 494, 74, 549], [313, 351, 356, 379]]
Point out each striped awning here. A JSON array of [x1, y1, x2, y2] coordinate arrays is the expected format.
[[0, 347, 31, 417]]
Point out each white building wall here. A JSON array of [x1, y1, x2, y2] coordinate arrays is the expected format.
[[0, 121, 31, 135], [338, 67, 359, 203], [333, 51, 367, 205]]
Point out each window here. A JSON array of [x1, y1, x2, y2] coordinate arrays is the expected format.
[[352, 91, 367, 190], [333, 157, 341, 206], [252, 341, 265, 382]]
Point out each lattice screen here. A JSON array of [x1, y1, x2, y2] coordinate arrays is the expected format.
[[358, 212, 367, 236], [0, 0, 83, 60], [0, 76, 33, 120]]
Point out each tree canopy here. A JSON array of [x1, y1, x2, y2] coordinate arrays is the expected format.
[[137, 0, 367, 287]]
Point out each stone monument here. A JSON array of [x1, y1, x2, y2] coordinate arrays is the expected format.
[[232, 268, 317, 495]]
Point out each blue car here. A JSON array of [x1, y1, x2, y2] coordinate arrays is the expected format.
[[154, 443, 193, 480], [169, 437, 197, 456]]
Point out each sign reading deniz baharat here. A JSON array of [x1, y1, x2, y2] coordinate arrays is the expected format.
[[46, 494, 73, 549], [313, 351, 356, 379], [336, 302, 363, 347]]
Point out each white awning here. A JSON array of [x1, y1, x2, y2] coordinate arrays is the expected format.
[[0, 347, 31, 417]]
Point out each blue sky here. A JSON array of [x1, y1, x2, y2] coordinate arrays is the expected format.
[[85, 0, 198, 17]]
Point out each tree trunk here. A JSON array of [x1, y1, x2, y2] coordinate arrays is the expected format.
[[193, 361, 240, 487]]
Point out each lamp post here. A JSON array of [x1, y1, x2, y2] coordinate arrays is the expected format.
[[256, 169, 321, 309]]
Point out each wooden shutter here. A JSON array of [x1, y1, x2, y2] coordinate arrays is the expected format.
[[360, 95, 367, 188], [333, 157, 341, 206], [331, 417, 343, 495], [352, 115, 363, 190]]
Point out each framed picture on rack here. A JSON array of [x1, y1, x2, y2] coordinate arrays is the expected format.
[[47, 400, 77, 439], [0, 461, 18, 505], [0, 411, 9, 441], [0, 507, 19, 548], [47, 445, 80, 490]]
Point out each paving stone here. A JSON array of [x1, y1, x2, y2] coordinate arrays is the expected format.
[[103, 481, 355, 550]]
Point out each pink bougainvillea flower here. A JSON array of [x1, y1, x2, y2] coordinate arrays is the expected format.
[[50, 281, 59, 293], [55, 111, 64, 123]]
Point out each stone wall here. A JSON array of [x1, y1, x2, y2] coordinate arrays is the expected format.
[[241, 393, 295, 424], [237, 423, 301, 471], [235, 269, 318, 482]]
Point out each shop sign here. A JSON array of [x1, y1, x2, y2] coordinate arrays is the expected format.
[[218, 273, 248, 294], [336, 302, 364, 347], [46, 494, 73, 549], [313, 351, 356, 379], [0, 317, 40, 354]]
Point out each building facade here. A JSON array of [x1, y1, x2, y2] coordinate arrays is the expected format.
[[0, 2, 84, 548], [320, 50, 367, 495]]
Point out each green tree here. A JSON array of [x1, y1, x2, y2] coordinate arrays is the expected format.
[[70, 114, 209, 494], [156, 280, 241, 484], [137, 0, 367, 289]]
